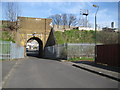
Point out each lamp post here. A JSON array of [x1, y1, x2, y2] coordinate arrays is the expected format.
[[93, 4, 99, 61]]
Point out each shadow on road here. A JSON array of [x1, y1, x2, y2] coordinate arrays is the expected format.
[[26, 50, 39, 57], [73, 61, 120, 73], [26, 50, 61, 61]]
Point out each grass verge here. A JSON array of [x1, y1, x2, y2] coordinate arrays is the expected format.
[[68, 57, 94, 61]]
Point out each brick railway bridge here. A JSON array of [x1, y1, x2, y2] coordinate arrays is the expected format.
[[15, 17, 55, 57]]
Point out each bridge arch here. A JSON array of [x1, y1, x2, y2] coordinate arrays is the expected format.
[[27, 37, 43, 57]]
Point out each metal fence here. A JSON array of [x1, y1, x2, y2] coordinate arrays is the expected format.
[[96, 44, 120, 67], [44, 44, 67, 59], [0, 41, 11, 60], [67, 43, 95, 59], [0, 41, 24, 60], [44, 43, 95, 60]]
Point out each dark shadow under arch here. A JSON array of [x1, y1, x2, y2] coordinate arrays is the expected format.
[[27, 37, 43, 57]]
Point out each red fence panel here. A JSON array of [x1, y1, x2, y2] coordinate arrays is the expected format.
[[96, 44, 120, 67]]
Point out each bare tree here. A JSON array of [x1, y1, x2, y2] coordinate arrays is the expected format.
[[78, 17, 86, 27], [78, 16, 92, 28], [97, 31, 118, 44], [49, 14, 62, 28], [49, 15, 55, 28], [50, 13, 78, 29], [61, 14, 67, 29], [67, 14, 77, 28], [4, 2, 20, 31], [87, 22, 92, 28]]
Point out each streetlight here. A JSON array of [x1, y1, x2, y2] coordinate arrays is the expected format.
[[93, 4, 99, 61]]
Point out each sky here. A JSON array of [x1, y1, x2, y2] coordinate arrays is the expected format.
[[1, 1, 119, 28]]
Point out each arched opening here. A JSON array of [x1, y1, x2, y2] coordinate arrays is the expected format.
[[26, 37, 43, 57]]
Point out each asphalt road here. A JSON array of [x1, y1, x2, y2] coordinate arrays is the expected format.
[[2, 60, 17, 79], [3, 57, 119, 88]]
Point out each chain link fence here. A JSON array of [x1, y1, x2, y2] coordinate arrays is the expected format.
[[0, 41, 24, 60], [44, 44, 67, 59], [67, 43, 95, 59], [44, 43, 95, 60]]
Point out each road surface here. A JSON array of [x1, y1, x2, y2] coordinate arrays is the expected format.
[[3, 57, 119, 88]]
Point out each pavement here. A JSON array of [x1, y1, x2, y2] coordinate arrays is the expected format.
[[61, 60, 120, 82]]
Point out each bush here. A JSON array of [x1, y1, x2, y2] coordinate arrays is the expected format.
[[0, 31, 15, 42], [54, 30, 95, 44]]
